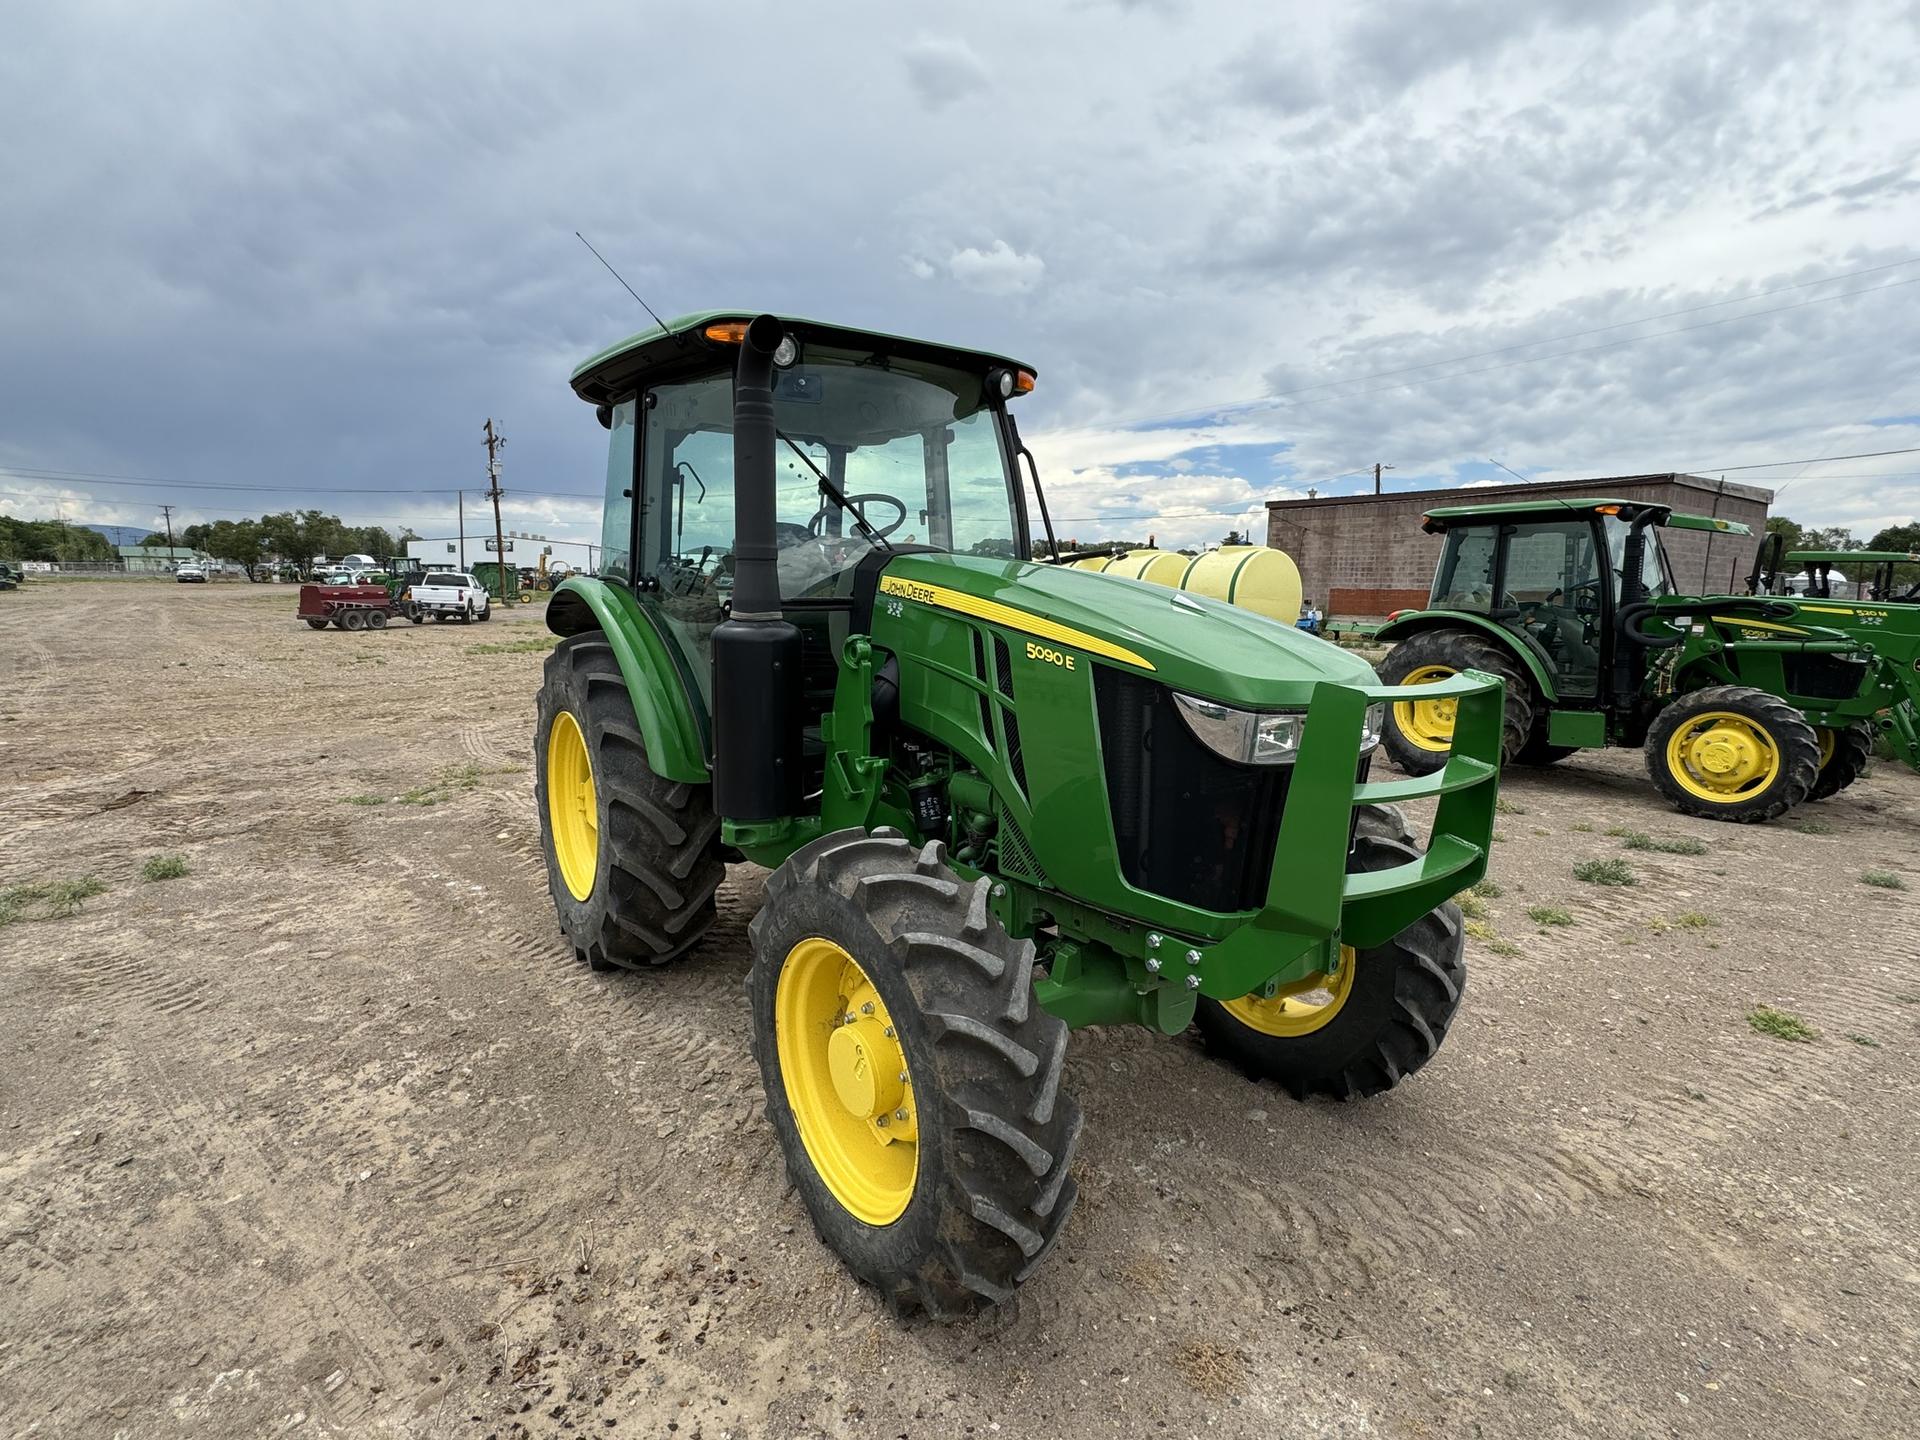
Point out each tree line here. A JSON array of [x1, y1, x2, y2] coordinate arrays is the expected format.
[[0, 515, 118, 563], [137, 513, 417, 580]]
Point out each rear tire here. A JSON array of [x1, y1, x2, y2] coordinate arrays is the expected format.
[[747, 828, 1081, 1318], [534, 633, 724, 969], [1808, 722, 1873, 801], [341, 609, 366, 631], [367, 610, 388, 630], [304, 618, 328, 630], [1194, 804, 1466, 1100], [1377, 628, 1535, 774], [1645, 685, 1818, 823]]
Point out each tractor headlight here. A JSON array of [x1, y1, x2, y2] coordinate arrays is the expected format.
[[1174, 694, 1386, 765]]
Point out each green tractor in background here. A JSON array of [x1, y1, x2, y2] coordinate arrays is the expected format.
[[1376, 498, 1920, 821], [532, 310, 1504, 1316]]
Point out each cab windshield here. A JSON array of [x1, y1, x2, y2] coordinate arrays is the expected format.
[[603, 347, 1025, 706]]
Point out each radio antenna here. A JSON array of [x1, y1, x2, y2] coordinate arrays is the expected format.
[[575, 231, 678, 339]]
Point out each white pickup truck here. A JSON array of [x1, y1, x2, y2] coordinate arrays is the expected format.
[[411, 571, 492, 623]]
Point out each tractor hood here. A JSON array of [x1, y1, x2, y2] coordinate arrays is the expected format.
[[879, 552, 1376, 707]]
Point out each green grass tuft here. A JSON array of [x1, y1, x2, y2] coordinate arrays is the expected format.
[[1466, 879, 1504, 900], [344, 793, 387, 806], [1793, 818, 1834, 836], [1573, 858, 1636, 887], [1489, 937, 1522, 957], [1463, 918, 1496, 942], [1603, 824, 1634, 837], [1495, 797, 1526, 815], [1617, 830, 1709, 856], [1527, 903, 1574, 927], [1455, 892, 1489, 921], [469, 636, 560, 656], [395, 761, 525, 807], [1846, 1033, 1880, 1048], [1746, 1005, 1816, 1043], [1673, 911, 1715, 930], [140, 854, 190, 882], [5, 875, 111, 921], [1860, 870, 1907, 890], [1570, 822, 1593, 833]]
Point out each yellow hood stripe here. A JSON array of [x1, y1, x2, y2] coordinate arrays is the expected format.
[[1708, 615, 1810, 636], [880, 575, 1156, 671]]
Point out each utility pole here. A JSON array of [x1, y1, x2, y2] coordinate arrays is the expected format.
[[159, 503, 177, 553], [1373, 463, 1394, 495], [458, 490, 466, 570], [484, 419, 511, 607]]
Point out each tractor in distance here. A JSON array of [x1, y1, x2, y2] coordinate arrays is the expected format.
[[532, 310, 1505, 1316], [1773, 546, 1920, 604], [1375, 497, 1920, 820]]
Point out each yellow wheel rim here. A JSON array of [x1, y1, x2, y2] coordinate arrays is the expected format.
[[1816, 727, 1837, 769], [1663, 710, 1781, 803], [775, 938, 918, 1225], [546, 710, 598, 901], [1392, 664, 1460, 752], [1220, 946, 1357, 1037]]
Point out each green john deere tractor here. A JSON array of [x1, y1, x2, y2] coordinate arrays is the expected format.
[[533, 310, 1504, 1316], [1376, 497, 1920, 820]]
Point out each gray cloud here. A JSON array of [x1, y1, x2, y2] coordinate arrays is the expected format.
[[902, 36, 991, 110]]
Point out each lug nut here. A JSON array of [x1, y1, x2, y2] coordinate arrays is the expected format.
[[897, 1071, 909, 1084], [991, 883, 1006, 898], [1146, 933, 1162, 948], [1184, 973, 1201, 990], [861, 1002, 874, 1015], [894, 1109, 908, 1122], [883, 1026, 895, 1038], [1185, 948, 1202, 966], [1145, 956, 1162, 974]]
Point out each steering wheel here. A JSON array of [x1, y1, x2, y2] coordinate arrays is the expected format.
[[808, 493, 908, 540]]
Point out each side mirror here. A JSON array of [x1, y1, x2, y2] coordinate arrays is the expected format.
[[595, 404, 612, 430]]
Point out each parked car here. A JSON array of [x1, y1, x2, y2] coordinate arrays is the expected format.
[[176, 563, 207, 583], [410, 571, 492, 623], [0, 562, 21, 591]]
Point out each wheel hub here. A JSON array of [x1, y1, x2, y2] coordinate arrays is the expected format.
[[1221, 946, 1358, 1037], [1393, 664, 1461, 751], [827, 1019, 906, 1120], [1665, 710, 1781, 800]]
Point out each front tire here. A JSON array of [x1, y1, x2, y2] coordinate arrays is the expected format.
[[1808, 723, 1872, 801], [304, 618, 328, 630], [1645, 685, 1818, 823], [534, 634, 724, 968], [748, 829, 1082, 1319], [1377, 628, 1535, 775], [1195, 804, 1466, 1100]]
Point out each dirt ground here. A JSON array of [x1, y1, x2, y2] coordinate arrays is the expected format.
[[2, 581, 1917, 1440]]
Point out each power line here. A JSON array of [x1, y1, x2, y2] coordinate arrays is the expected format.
[[1681, 445, 1920, 474]]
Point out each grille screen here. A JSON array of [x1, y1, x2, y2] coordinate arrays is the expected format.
[[1093, 668, 1289, 913]]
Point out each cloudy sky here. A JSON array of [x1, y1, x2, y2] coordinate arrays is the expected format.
[[4, 0, 1918, 553]]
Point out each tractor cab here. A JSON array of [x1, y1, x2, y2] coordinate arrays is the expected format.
[[1414, 498, 1708, 701], [565, 311, 1045, 778], [1767, 545, 1920, 603]]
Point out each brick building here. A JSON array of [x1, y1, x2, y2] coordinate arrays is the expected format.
[[1265, 474, 1772, 619]]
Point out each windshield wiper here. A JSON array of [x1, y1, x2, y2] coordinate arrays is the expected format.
[[777, 430, 892, 550]]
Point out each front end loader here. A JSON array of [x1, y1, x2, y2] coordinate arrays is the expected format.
[[534, 311, 1502, 1316]]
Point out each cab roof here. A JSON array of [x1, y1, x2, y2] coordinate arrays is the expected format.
[[1788, 550, 1920, 564], [1420, 496, 1749, 537], [569, 309, 1035, 407]]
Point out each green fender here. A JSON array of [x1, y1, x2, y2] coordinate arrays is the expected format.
[[545, 577, 709, 783], [1375, 608, 1560, 704]]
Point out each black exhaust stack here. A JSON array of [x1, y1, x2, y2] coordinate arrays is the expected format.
[[710, 315, 802, 822]]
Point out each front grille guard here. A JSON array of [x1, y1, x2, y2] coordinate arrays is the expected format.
[[1270, 669, 1504, 947]]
